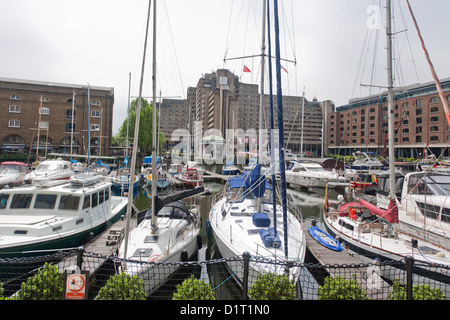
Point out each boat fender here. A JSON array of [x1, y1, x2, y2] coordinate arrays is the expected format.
[[82, 232, 94, 244], [206, 219, 212, 239], [311, 219, 317, 226], [197, 234, 202, 249], [181, 250, 188, 262]]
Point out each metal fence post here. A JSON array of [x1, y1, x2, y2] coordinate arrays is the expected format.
[[76, 246, 85, 270], [242, 251, 250, 300], [405, 256, 414, 300]]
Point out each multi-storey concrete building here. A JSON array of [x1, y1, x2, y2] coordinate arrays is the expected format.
[[327, 78, 450, 159], [0, 77, 114, 159]]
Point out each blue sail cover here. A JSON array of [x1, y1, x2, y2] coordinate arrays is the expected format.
[[228, 164, 269, 198]]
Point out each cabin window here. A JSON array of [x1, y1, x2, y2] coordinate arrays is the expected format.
[[173, 207, 188, 220], [0, 194, 9, 209], [59, 195, 80, 210], [105, 188, 110, 201], [34, 194, 57, 209], [92, 193, 98, 208], [99, 189, 104, 204], [83, 194, 90, 209], [10, 194, 33, 209]]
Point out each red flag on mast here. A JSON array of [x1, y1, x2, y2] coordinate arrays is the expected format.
[[243, 65, 251, 73]]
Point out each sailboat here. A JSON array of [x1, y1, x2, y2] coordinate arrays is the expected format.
[[117, 0, 204, 296], [323, 0, 450, 295], [208, 0, 306, 289]]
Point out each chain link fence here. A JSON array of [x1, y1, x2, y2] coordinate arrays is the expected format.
[[0, 247, 448, 300]]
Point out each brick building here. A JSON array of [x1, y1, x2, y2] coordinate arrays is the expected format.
[[327, 78, 450, 159], [0, 77, 114, 159]]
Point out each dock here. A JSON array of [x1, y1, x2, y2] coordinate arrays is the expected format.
[[303, 221, 392, 300], [202, 169, 236, 182], [58, 218, 127, 275]]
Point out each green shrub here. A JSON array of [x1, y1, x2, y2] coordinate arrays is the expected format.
[[388, 279, 446, 300], [248, 272, 296, 300], [173, 275, 215, 300], [15, 262, 64, 300], [96, 272, 146, 300], [318, 274, 369, 300]]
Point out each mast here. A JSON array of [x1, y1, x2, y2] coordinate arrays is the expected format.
[[258, 0, 266, 165], [386, 0, 395, 200], [151, 0, 158, 230], [123, 0, 152, 259], [70, 91, 75, 159], [273, 0, 288, 258]]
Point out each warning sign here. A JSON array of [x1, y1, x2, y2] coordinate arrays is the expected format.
[[63, 270, 89, 300]]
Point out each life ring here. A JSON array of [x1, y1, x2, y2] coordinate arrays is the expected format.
[[356, 176, 361, 182]]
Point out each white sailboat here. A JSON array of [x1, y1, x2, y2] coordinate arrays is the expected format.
[[208, 0, 306, 289], [323, 0, 450, 296], [118, 0, 203, 295]]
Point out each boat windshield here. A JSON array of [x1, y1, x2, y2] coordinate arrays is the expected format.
[[0, 164, 22, 174], [410, 174, 450, 196], [37, 163, 65, 171]]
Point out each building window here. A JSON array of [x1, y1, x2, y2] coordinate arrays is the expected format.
[[403, 128, 409, 134], [403, 102, 410, 108], [416, 117, 422, 124], [9, 105, 21, 113], [66, 123, 75, 132], [91, 124, 100, 131], [10, 94, 20, 100], [402, 111, 410, 117], [430, 97, 439, 104], [416, 99, 422, 107], [430, 126, 439, 132], [416, 108, 422, 115], [91, 100, 101, 106], [402, 137, 409, 142], [39, 121, 49, 129], [430, 136, 439, 142], [430, 107, 439, 113], [416, 126, 422, 134], [40, 107, 50, 115], [91, 110, 101, 118], [430, 116, 439, 123], [8, 120, 20, 128], [416, 136, 422, 142], [66, 109, 76, 119]]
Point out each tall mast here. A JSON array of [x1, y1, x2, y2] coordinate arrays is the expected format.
[[123, 0, 152, 259], [151, 0, 158, 230], [258, 0, 266, 164], [386, 0, 395, 200]]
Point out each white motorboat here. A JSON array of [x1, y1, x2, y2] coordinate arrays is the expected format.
[[285, 160, 347, 189], [377, 171, 450, 251], [0, 173, 128, 257], [24, 159, 74, 185], [0, 161, 29, 189]]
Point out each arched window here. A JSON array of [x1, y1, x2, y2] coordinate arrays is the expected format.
[[10, 94, 20, 100]]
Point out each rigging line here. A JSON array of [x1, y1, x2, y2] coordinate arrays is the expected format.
[[223, 0, 246, 63], [406, 0, 450, 127], [397, 1, 420, 84], [161, 0, 185, 99]]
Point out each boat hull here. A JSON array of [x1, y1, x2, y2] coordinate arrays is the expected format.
[[0, 198, 127, 258]]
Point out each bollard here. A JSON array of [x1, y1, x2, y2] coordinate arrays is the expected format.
[[405, 256, 414, 300], [76, 246, 85, 270], [242, 251, 251, 300]]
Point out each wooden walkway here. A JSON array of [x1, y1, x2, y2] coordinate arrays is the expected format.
[[303, 221, 392, 299], [202, 170, 237, 181], [57, 218, 127, 276]]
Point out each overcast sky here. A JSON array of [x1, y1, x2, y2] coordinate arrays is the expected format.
[[1, 0, 449, 135]]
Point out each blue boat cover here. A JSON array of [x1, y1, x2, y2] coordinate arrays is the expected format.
[[253, 212, 271, 227], [259, 227, 281, 248]]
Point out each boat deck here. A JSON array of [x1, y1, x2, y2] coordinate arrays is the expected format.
[[303, 221, 392, 300]]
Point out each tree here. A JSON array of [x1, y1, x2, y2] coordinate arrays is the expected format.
[[15, 263, 64, 300], [118, 98, 165, 155], [318, 274, 369, 300], [172, 276, 216, 300], [248, 272, 296, 300], [96, 272, 146, 300]]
